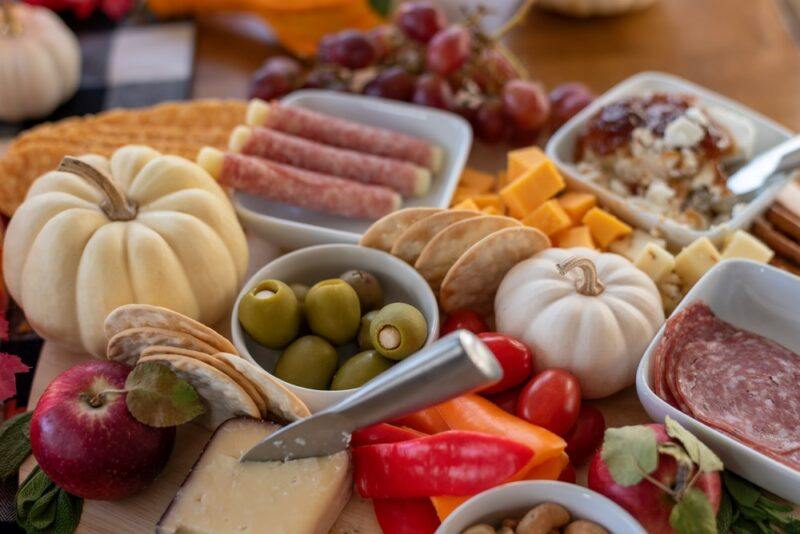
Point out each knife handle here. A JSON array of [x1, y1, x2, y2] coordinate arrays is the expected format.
[[319, 330, 502, 431]]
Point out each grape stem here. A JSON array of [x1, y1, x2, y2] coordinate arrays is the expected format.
[[460, 3, 530, 81], [492, 0, 538, 40]]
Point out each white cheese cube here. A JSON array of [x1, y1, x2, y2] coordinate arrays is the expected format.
[[634, 243, 676, 282], [608, 230, 667, 261], [721, 230, 774, 263], [674, 237, 721, 288]]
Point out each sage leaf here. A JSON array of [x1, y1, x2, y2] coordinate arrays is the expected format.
[[16, 467, 83, 534], [716, 491, 735, 533], [668, 487, 716, 534], [53, 489, 83, 534], [28, 486, 58, 529], [0, 411, 32, 480], [665, 416, 723, 473], [723, 471, 760, 507], [600, 425, 658, 486], [125, 362, 205, 427]]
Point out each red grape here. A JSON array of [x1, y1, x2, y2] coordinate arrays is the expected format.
[[320, 30, 376, 69], [426, 25, 472, 76], [249, 56, 302, 101], [303, 69, 347, 91], [412, 73, 454, 110], [367, 25, 400, 62], [502, 80, 551, 131], [395, 1, 447, 44], [473, 47, 519, 90], [364, 67, 416, 101], [474, 99, 507, 143], [549, 82, 595, 129]]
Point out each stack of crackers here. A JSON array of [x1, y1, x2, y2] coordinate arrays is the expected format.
[[753, 180, 800, 276], [104, 304, 310, 429], [0, 99, 247, 216]]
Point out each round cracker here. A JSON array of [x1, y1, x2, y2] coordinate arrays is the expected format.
[[440, 227, 550, 316], [214, 353, 310, 422], [359, 207, 443, 252], [104, 304, 237, 355], [391, 210, 481, 265], [107, 327, 218, 365], [138, 354, 260, 430], [414, 215, 521, 292]]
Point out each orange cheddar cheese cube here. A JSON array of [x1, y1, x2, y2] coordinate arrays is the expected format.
[[554, 225, 595, 249], [451, 186, 481, 206], [500, 160, 566, 219], [459, 168, 496, 193], [558, 192, 597, 223], [482, 206, 503, 216], [471, 194, 505, 213], [521, 200, 573, 237], [452, 198, 480, 211], [507, 146, 547, 181], [582, 207, 632, 247], [497, 170, 510, 189]]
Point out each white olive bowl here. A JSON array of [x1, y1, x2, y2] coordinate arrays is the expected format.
[[231, 244, 440, 413], [436, 481, 645, 534]]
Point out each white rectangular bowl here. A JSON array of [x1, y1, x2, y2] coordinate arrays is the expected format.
[[546, 71, 793, 248], [234, 90, 472, 249], [636, 259, 800, 502]]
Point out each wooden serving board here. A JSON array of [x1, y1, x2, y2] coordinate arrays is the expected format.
[[20, 342, 654, 534]]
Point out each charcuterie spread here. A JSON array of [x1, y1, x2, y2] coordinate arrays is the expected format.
[[652, 301, 800, 471]]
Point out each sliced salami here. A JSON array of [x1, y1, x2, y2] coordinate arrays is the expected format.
[[231, 126, 430, 197], [247, 100, 443, 171], [218, 152, 401, 220]]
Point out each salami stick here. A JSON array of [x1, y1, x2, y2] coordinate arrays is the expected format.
[[198, 148, 401, 220], [230, 126, 430, 197], [246, 99, 443, 172]]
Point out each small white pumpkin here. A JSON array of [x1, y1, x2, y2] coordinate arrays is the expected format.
[[0, 3, 81, 122], [536, 0, 657, 17], [495, 247, 664, 398], [3, 146, 249, 357]]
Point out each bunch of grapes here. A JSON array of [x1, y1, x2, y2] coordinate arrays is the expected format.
[[249, 1, 595, 144]]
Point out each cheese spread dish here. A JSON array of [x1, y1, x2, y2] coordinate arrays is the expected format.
[[575, 93, 741, 230]]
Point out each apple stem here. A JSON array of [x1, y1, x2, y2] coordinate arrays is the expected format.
[[84, 388, 127, 408]]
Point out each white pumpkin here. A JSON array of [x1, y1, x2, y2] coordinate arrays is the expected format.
[[3, 146, 249, 357], [537, 0, 657, 17], [495, 247, 664, 398], [0, 3, 81, 122]]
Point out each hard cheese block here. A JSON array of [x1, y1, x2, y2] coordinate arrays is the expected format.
[[674, 237, 720, 288], [500, 160, 565, 219], [157, 418, 351, 534]]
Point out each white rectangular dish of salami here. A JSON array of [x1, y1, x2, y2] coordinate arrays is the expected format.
[[229, 90, 471, 249], [637, 259, 800, 502]]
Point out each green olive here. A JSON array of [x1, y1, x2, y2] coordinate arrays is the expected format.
[[289, 283, 310, 302], [339, 270, 384, 312], [305, 279, 361, 345], [331, 350, 394, 390], [238, 279, 300, 349], [274, 335, 338, 389], [370, 303, 428, 360], [357, 311, 378, 350]]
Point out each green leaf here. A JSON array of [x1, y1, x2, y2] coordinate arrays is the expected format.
[[756, 494, 793, 513], [28, 486, 58, 529], [369, 0, 392, 16], [600, 425, 659, 486], [16, 467, 83, 534], [17, 467, 53, 518], [53, 489, 83, 534], [723, 471, 760, 507], [669, 487, 717, 534], [125, 362, 205, 427], [0, 411, 32, 480], [665, 416, 723, 473], [716, 490, 735, 533], [658, 442, 694, 470]]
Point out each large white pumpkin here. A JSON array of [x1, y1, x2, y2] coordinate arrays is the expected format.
[[495, 247, 664, 398], [0, 3, 81, 122], [3, 146, 248, 357]]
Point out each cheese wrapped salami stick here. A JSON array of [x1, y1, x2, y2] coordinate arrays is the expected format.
[[246, 99, 443, 172], [230, 126, 430, 197], [198, 148, 401, 220]]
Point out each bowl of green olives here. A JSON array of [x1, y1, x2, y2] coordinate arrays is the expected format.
[[231, 244, 440, 412]]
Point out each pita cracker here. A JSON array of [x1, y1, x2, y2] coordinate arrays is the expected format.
[[414, 216, 520, 292], [138, 354, 259, 430], [107, 327, 218, 365], [104, 304, 237, 355], [359, 207, 443, 252], [391, 210, 480, 265], [215, 353, 310, 422], [440, 227, 550, 316]]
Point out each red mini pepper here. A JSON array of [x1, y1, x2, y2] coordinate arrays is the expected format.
[[373, 498, 441, 534], [351, 423, 426, 447], [354, 430, 533, 499]]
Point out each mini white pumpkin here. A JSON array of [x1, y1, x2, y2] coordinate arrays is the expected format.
[[0, 2, 81, 122], [537, 0, 657, 17], [3, 146, 249, 358], [495, 247, 664, 398]]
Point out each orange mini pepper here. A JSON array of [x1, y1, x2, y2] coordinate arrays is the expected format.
[[391, 407, 449, 435]]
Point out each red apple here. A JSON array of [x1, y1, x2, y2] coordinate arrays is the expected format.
[[587, 424, 721, 534], [30, 360, 175, 500]]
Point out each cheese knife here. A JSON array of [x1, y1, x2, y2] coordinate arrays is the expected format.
[[241, 330, 502, 462], [726, 135, 800, 198]]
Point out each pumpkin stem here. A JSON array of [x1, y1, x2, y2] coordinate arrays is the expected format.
[[557, 256, 606, 296], [58, 157, 138, 221], [0, 1, 21, 37]]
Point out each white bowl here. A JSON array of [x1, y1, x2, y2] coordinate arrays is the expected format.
[[234, 89, 472, 249], [231, 244, 440, 413], [546, 71, 793, 248], [436, 481, 645, 534], [636, 259, 800, 502]]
